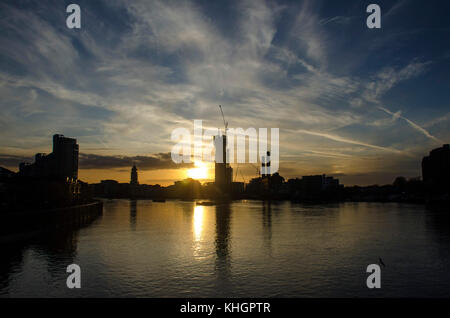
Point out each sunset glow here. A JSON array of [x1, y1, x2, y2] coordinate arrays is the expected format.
[[187, 161, 208, 180]]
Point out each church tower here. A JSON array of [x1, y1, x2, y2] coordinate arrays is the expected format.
[[130, 164, 139, 185]]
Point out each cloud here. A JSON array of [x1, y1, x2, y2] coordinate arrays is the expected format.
[[79, 152, 193, 170], [319, 16, 354, 26], [295, 129, 412, 157], [0, 154, 33, 168], [0, 152, 193, 172], [363, 61, 432, 103], [378, 107, 442, 143], [368, 110, 402, 127], [289, 0, 328, 65], [424, 112, 450, 128]]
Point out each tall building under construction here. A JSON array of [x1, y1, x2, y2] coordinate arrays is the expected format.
[[214, 134, 232, 196]]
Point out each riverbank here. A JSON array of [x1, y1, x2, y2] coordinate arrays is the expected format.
[[0, 201, 103, 244]]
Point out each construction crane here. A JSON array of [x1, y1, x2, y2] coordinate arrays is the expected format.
[[218, 105, 228, 135]]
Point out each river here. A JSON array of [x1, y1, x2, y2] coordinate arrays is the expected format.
[[1, 200, 449, 297]]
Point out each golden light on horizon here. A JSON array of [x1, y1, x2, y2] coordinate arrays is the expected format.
[[187, 161, 209, 180]]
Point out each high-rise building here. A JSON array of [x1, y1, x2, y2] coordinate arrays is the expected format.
[[53, 134, 79, 180], [422, 144, 450, 193], [19, 134, 79, 180], [130, 164, 139, 185], [214, 134, 232, 195]]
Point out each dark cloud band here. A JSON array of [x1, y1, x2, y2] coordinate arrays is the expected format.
[[79, 153, 193, 170], [0, 152, 193, 171]]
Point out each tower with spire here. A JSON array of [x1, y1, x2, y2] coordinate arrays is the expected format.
[[130, 163, 139, 185]]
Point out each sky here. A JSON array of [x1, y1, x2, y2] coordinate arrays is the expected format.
[[0, 0, 449, 186]]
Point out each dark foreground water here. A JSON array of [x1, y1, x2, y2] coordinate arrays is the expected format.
[[1, 200, 450, 297]]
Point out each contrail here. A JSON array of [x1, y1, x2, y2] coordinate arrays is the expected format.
[[378, 107, 442, 143], [296, 129, 412, 157]]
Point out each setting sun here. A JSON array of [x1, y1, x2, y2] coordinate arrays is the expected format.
[[187, 161, 208, 180]]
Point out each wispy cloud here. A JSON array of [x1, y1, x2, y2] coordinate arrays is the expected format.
[[296, 129, 412, 157], [378, 107, 442, 143], [363, 61, 432, 103]]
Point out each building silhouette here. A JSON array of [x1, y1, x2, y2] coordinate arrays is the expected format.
[[301, 174, 340, 192], [1, 134, 92, 210], [422, 144, 450, 194], [130, 164, 139, 185], [260, 151, 272, 194], [261, 151, 271, 178], [286, 174, 341, 201], [214, 134, 232, 196], [0, 167, 15, 180], [18, 134, 79, 181]]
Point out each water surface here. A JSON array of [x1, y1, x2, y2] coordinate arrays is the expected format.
[[1, 200, 450, 297]]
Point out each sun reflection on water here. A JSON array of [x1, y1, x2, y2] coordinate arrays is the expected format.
[[193, 205, 204, 242]]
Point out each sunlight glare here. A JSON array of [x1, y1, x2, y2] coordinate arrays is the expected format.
[[187, 161, 208, 179], [193, 205, 204, 241]]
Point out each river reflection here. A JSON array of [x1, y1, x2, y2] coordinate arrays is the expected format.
[[129, 200, 137, 231], [214, 204, 231, 291], [1, 200, 450, 297], [193, 205, 204, 242], [0, 210, 101, 297]]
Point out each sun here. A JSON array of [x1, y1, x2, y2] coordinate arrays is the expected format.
[[187, 161, 208, 180]]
